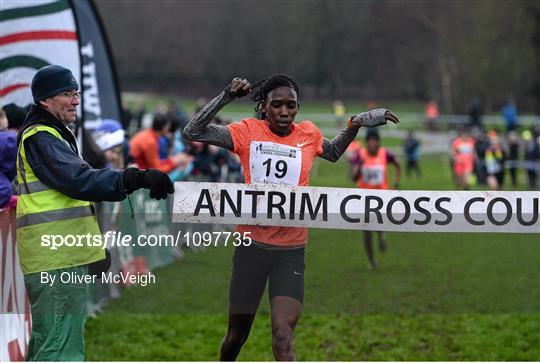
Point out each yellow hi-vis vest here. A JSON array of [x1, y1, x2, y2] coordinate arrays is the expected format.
[[16, 124, 105, 275]]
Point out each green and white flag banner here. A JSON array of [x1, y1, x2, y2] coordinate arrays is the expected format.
[[173, 182, 539, 234], [0, 0, 79, 107], [0, 0, 122, 131]]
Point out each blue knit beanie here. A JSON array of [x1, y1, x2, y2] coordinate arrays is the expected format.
[[31, 65, 79, 104]]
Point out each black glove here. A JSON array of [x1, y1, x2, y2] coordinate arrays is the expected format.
[[123, 168, 174, 200]]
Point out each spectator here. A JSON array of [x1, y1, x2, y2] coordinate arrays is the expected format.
[[93, 119, 126, 169], [472, 128, 489, 185], [424, 99, 439, 131], [167, 99, 190, 131], [134, 101, 146, 133], [333, 100, 346, 128], [367, 100, 377, 110], [485, 131, 506, 190], [403, 131, 422, 177], [0, 110, 17, 208], [224, 151, 244, 183], [501, 99, 519, 132], [121, 100, 133, 131], [468, 97, 483, 129], [2, 104, 26, 210], [3, 103, 27, 131], [507, 131, 520, 187], [167, 119, 194, 182], [187, 141, 227, 182], [130, 113, 190, 172], [523, 129, 539, 189], [158, 131, 171, 160]]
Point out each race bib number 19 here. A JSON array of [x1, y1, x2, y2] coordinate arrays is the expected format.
[[249, 141, 302, 185]]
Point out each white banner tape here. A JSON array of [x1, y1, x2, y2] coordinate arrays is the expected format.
[[172, 182, 539, 233]]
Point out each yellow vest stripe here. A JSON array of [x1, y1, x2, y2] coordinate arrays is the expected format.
[[17, 205, 94, 228], [18, 180, 51, 195]]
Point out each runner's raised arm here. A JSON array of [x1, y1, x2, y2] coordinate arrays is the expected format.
[[183, 78, 252, 150]]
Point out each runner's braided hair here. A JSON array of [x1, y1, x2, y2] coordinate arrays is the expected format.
[[250, 74, 300, 120]]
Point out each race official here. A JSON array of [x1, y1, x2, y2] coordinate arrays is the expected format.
[[16, 65, 173, 361]]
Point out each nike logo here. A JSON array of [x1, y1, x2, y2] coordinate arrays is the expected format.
[[293, 271, 302, 275], [296, 142, 307, 147]]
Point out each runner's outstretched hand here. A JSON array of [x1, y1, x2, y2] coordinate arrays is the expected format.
[[349, 109, 399, 128]]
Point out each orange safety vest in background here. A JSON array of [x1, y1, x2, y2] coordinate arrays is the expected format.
[[425, 101, 439, 119], [357, 147, 389, 189], [451, 137, 475, 173]]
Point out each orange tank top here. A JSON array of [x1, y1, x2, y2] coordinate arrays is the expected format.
[[357, 147, 389, 189], [226, 118, 324, 247], [452, 138, 475, 165]]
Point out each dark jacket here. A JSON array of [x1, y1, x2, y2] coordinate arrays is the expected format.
[[18, 105, 126, 202]]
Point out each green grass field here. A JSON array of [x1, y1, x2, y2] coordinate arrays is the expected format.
[[85, 154, 540, 361]]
